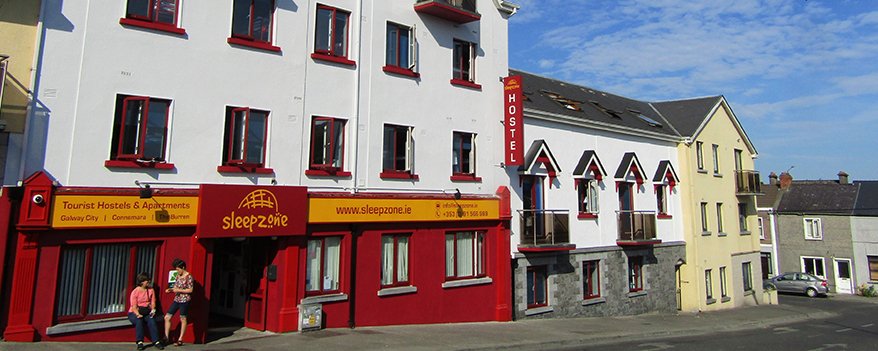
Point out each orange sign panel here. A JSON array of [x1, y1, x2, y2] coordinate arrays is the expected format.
[[51, 195, 198, 228], [308, 198, 500, 223]]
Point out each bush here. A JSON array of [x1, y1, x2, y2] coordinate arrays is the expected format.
[[857, 283, 878, 297]]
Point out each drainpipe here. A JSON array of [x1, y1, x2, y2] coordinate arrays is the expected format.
[[769, 209, 780, 276], [349, 0, 366, 195]]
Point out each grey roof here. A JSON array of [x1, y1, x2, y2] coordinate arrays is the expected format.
[[572, 150, 607, 177], [509, 69, 680, 138], [651, 97, 723, 137], [517, 139, 562, 173], [652, 160, 679, 183], [853, 181, 878, 216], [756, 184, 784, 209], [614, 152, 645, 180], [776, 181, 859, 215]]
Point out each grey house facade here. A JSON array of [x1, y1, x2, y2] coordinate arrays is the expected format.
[[852, 181, 878, 289], [773, 173, 858, 294]]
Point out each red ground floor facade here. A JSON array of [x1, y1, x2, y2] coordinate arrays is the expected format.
[[0, 172, 512, 343]]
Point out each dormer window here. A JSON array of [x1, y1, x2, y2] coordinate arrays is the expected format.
[[542, 91, 582, 111]]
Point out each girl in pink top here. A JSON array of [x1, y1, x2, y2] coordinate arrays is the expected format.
[[128, 273, 163, 350]]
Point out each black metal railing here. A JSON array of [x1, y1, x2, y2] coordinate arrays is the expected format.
[[617, 210, 657, 242], [518, 209, 570, 247], [735, 170, 762, 195]]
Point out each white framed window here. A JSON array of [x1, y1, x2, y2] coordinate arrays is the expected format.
[[801, 256, 826, 279], [306, 236, 342, 294], [696, 141, 704, 171], [758, 217, 765, 239], [382, 124, 415, 177], [381, 234, 410, 288], [804, 218, 823, 240], [452, 131, 476, 176], [705, 269, 713, 300], [700, 202, 709, 233], [719, 266, 728, 298], [742, 262, 753, 291], [716, 203, 724, 233], [712, 144, 720, 174]]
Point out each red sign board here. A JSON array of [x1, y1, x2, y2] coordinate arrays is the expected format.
[[504, 76, 524, 166], [197, 184, 307, 238]]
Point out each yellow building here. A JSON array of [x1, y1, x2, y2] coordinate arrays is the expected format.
[[655, 96, 764, 311], [1, 0, 42, 183]]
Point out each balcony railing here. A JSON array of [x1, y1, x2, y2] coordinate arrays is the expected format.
[[414, 0, 480, 24], [616, 210, 661, 246], [735, 170, 763, 195], [518, 209, 574, 252]]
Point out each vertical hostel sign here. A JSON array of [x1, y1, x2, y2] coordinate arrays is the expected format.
[[504, 76, 524, 166]]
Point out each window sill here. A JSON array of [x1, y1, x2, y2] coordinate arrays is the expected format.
[[377, 286, 418, 297], [706, 298, 717, 305], [380, 171, 419, 180], [721, 296, 731, 303], [524, 306, 553, 316], [301, 293, 348, 304], [383, 65, 420, 78], [46, 316, 130, 336], [577, 213, 598, 219], [306, 169, 352, 177], [217, 165, 274, 174], [740, 230, 751, 236], [657, 214, 672, 219], [311, 53, 356, 66], [442, 277, 492, 289], [743, 289, 754, 296], [717, 232, 728, 237], [697, 169, 708, 174], [450, 79, 482, 90], [105, 159, 175, 170], [702, 231, 712, 236], [119, 18, 187, 35], [227, 37, 281, 53], [627, 290, 647, 298], [805, 237, 824, 241], [713, 173, 723, 178], [450, 174, 481, 182], [581, 297, 606, 306]]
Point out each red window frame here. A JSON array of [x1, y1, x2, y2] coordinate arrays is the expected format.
[[583, 260, 600, 299], [383, 21, 418, 77], [305, 236, 343, 296], [222, 106, 269, 170], [445, 231, 486, 281], [628, 256, 643, 292], [452, 39, 476, 84], [314, 5, 350, 58], [54, 243, 159, 323], [308, 116, 346, 173], [527, 265, 548, 308], [452, 131, 475, 177], [380, 234, 411, 288], [231, 0, 275, 43], [656, 184, 670, 218], [111, 95, 171, 163], [380, 124, 418, 179], [120, 0, 186, 34], [576, 178, 599, 218]]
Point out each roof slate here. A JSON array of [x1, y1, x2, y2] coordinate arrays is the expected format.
[[776, 181, 859, 215], [651, 97, 723, 137], [853, 181, 878, 216], [509, 69, 681, 138]]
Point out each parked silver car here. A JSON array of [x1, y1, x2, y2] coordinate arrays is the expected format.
[[763, 272, 828, 298]]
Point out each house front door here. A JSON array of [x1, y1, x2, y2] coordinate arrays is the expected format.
[[834, 258, 853, 294]]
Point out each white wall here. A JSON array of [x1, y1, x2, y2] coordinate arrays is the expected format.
[[852, 216, 878, 287], [509, 116, 685, 252], [25, 0, 509, 196]]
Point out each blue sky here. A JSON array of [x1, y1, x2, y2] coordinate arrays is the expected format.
[[508, 0, 878, 181]]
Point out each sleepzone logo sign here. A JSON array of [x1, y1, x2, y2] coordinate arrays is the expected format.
[[221, 189, 289, 232]]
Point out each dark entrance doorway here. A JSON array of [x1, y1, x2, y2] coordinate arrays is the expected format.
[[208, 237, 276, 336]]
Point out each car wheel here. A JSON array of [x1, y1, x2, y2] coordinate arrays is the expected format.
[[806, 288, 818, 298]]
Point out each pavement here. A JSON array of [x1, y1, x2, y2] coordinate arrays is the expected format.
[[3, 294, 874, 351]]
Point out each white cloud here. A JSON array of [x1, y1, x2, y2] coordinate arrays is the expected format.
[[537, 59, 555, 69]]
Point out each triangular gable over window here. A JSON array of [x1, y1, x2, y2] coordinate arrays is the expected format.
[[572, 150, 607, 181], [652, 160, 680, 191], [518, 139, 562, 180], [614, 152, 646, 187]]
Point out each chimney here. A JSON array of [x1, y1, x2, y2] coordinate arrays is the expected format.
[[769, 172, 778, 186], [779, 172, 793, 190], [838, 171, 849, 184]]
